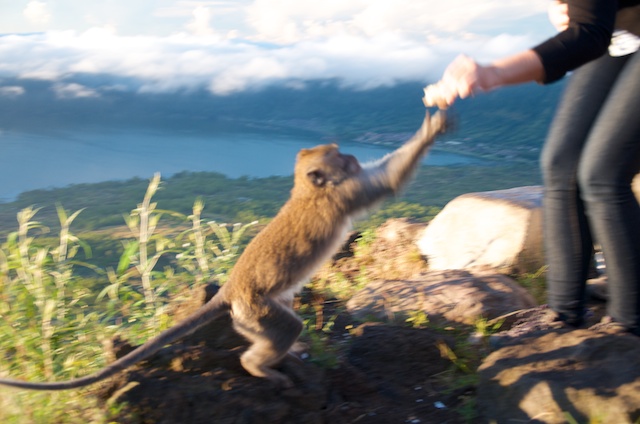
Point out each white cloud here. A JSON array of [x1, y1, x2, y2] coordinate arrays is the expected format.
[[244, 0, 548, 43], [0, 1, 552, 96], [23, 1, 52, 26], [1, 0, 551, 41], [0, 86, 26, 97], [155, 1, 241, 19], [186, 6, 216, 36], [0, 26, 542, 96], [53, 82, 99, 98]]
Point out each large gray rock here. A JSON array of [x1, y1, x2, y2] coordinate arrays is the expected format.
[[417, 186, 544, 274], [346, 269, 537, 326], [478, 329, 640, 424]]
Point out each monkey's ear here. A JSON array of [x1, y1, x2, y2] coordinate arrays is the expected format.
[[307, 169, 326, 187], [298, 148, 311, 157]]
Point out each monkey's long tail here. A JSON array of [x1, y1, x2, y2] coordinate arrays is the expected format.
[[0, 294, 230, 390]]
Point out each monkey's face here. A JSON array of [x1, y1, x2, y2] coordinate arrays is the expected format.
[[295, 144, 361, 188]]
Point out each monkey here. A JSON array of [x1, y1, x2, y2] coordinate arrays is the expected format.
[[0, 111, 446, 390]]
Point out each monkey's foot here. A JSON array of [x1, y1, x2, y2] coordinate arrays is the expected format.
[[240, 353, 295, 388]]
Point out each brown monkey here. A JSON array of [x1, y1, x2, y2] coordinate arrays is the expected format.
[[0, 111, 446, 390]]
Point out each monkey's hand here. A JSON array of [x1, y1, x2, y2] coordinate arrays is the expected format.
[[346, 110, 447, 211]]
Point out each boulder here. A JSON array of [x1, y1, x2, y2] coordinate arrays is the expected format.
[[346, 269, 537, 326], [417, 186, 544, 274], [478, 329, 640, 423]]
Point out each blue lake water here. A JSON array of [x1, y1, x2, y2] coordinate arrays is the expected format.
[[0, 129, 484, 202]]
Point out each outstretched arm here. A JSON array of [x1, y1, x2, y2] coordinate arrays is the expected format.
[[343, 111, 446, 213], [422, 51, 544, 109], [423, 0, 616, 109]]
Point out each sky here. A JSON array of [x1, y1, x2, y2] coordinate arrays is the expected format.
[[0, 1, 557, 97]]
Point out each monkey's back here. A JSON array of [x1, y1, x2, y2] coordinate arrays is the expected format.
[[226, 193, 350, 299]]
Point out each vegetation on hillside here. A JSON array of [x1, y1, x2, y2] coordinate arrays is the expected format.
[[0, 178, 260, 422], [0, 160, 541, 276], [0, 162, 541, 235]]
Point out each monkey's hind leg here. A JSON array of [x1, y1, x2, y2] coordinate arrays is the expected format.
[[276, 297, 309, 362], [233, 300, 303, 388]]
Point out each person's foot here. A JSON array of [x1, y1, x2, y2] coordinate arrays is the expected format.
[[589, 316, 635, 335]]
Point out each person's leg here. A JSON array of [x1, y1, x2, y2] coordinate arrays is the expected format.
[[578, 51, 640, 334], [541, 53, 628, 326]]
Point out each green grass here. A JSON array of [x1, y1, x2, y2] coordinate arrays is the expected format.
[[0, 176, 258, 422]]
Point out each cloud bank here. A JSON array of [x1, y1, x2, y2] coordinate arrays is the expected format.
[[0, 0, 551, 97]]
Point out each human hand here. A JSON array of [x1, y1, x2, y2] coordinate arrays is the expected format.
[[423, 54, 494, 109], [548, 0, 569, 31]]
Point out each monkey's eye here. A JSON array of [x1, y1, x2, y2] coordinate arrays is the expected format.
[[307, 170, 326, 187]]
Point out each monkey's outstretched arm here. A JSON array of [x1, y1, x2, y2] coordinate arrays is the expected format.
[[345, 111, 446, 211], [0, 294, 229, 390]]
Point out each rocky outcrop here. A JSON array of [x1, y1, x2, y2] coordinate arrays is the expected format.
[[346, 269, 537, 326], [478, 329, 640, 423], [349, 184, 640, 423], [417, 186, 544, 274], [363, 218, 430, 280], [419, 178, 640, 276]]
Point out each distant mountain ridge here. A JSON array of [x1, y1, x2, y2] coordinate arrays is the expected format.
[[0, 77, 565, 162]]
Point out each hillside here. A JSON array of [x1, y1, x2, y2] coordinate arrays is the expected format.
[[0, 77, 560, 233], [0, 163, 542, 237], [1, 77, 564, 163]]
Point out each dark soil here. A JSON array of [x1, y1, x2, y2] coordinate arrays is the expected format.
[[96, 286, 475, 424]]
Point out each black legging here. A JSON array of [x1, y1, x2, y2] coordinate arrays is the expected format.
[[541, 50, 640, 334]]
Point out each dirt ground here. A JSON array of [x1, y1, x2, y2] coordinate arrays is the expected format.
[[97, 287, 475, 424]]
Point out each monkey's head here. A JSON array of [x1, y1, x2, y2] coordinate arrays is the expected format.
[[294, 143, 361, 190]]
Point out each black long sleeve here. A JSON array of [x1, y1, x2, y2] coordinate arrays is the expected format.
[[533, 0, 618, 83]]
